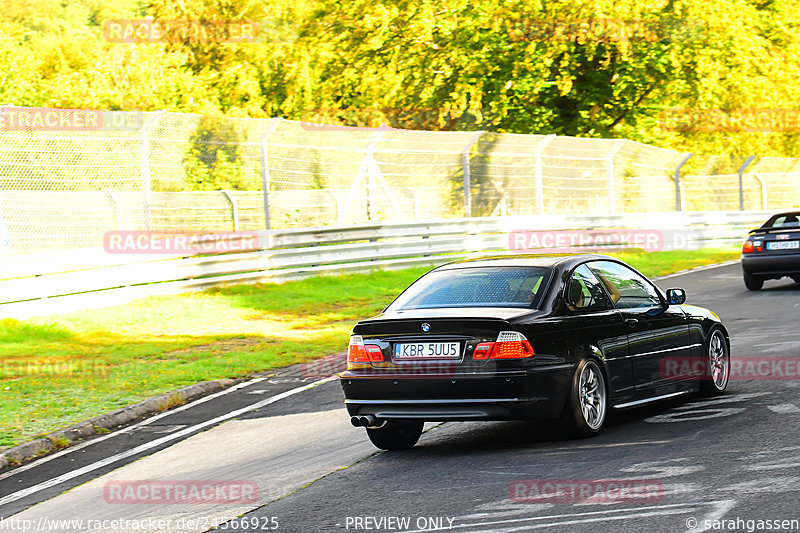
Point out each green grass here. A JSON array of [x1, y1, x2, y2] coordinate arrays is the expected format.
[[0, 248, 738, 449]]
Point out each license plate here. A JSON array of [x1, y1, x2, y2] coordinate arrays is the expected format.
[[767, 241, 800, 250], [394, 342, 460, 359]]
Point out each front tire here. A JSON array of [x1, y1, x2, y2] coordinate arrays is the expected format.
[[560, 359, 607, 437], [743, 272, 763, 291], [366, 421, 424, 450], [699, 329, 729, 396]]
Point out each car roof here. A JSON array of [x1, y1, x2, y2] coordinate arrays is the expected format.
[[768, 210, 800, 219], [434, 254, 614, 271]]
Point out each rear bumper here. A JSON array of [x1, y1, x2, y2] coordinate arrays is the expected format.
[[742, 254, 800, 277], [340, 365, 574, 421]]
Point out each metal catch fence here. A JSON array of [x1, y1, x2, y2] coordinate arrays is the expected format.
[[0, 106, 798, 256]]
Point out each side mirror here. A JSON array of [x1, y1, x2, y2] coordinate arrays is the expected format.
[[666, 288, 686, 305]]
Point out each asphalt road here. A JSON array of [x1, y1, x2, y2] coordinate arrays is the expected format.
[[3, 262, 800, 533]]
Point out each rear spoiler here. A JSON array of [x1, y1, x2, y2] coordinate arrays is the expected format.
[[748, 226, 800, 234]]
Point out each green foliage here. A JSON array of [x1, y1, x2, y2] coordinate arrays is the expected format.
[[182, 117, 255, 190], [0, 0, 798, 159], [285, 0, 800, 158]]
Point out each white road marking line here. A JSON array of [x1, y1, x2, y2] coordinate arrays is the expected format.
[[0, 377, 267, 483], [677, 392, 771, 407], [494, 440, 675, 461], [747, 457, 800, 471], [0, 376, 337, 507], [466, 507, 693, 533], [687, 499, 736, 533], [655, 260, 740, 280], [620, 459, 704, 478], [768, 403, 800, 414], [645, 407, 746, 423], [560, 440, 673, 449], [645, 392, 772, 423], [755, 444, 800, 454], [719, 476, 800, 494], [402, 502, 702, 533]]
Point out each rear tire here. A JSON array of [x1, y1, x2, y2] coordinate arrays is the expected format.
[[366, 421, 424, 450], [699, 329, 729, 396], [559, 359, 607, 438], [743, 272, 763, 291]]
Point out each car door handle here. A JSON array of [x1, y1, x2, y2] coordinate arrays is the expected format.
[[625, 318, 639, 326]]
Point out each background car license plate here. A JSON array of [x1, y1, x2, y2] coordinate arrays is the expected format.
[[767, 241, 800, 250], [394, 342, 460, 359]]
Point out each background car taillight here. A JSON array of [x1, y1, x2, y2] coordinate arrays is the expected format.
[[472, 331, 534, 360], [347, 335, 383, 365], [742, 240, 754, 253]]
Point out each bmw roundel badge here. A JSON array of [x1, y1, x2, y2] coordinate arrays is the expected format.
[[421, 323, 431, 333]]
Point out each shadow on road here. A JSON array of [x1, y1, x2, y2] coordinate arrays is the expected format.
[[368, 394, 709, 457]]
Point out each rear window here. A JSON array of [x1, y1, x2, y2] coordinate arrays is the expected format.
[[766, 214, 800, 228], [387, 267, 551, 310]]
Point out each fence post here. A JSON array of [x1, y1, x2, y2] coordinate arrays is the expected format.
[[260, 118, 281, 232], [220, 190, 240, 231], [139, 111, 163, 231], [605, 141, 625, 214], [534, 134, 556, 215], [339, 129, 384, 224], [679, 183, 686, 211], [461, 131, 484, 218], [738, 156, 757, 211], [674, 153, 693, 211], [753, 172, 768, 210], [106, 190, 120, 230]]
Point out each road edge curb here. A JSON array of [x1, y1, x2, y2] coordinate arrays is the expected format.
[[0, 378, 239, 470]]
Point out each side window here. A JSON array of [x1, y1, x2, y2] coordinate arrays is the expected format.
[[588, 261, 662, 309], [567, 265, 612, 311]]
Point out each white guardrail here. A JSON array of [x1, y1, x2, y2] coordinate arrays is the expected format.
[[0, 210, 770, 318]]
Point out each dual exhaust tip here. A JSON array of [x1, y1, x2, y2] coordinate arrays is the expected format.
[[350, 415, 381, 427]]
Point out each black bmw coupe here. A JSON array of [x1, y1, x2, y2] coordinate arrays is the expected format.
[[741, 210, 800, 290], [341, 254, 730, 450]]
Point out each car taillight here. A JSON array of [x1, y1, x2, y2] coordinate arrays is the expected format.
[[472, 331, 534, 360], [347, 335, 383, 364], [493, 331, 535, 358], [365, 345, 383, 362], [742, 240, 754, 253], [472, 342, 495, 360]]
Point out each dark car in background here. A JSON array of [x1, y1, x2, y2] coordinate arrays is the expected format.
[[741, 211, 800, 290], [341, 255, 730, 450]]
